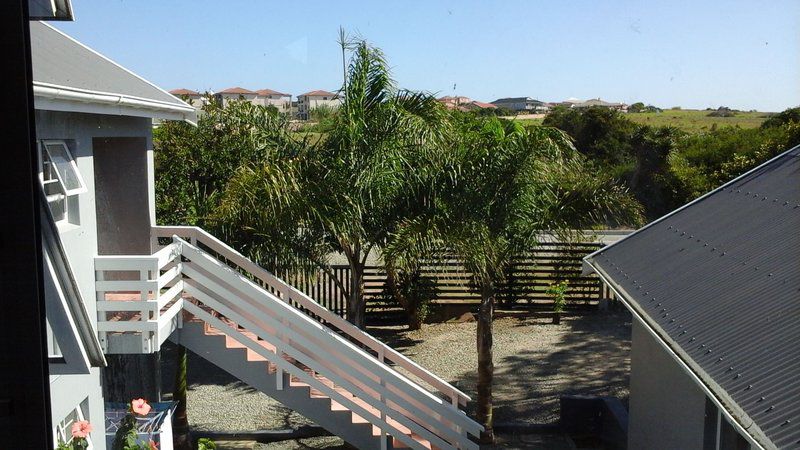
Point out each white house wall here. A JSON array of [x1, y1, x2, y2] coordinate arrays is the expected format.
[[35, 109, 155, 449], [628, 320, 708, 450]]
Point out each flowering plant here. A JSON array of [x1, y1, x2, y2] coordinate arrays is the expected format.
[[55, 420, 92, 449], [111, 398, 159, 450]]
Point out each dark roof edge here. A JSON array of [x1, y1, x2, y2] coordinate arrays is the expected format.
[[582, 143, 800, 267], [586, 260, 772, 450]]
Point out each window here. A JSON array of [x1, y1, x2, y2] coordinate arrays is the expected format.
[[54, 399, 93, 449], [40, 140, 86, 224]]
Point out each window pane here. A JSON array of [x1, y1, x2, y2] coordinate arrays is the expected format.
[[44, 143, 85, 194]]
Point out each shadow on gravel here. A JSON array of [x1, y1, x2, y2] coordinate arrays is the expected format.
[[457, 311, 631, 424], [161, 341, 259, 395]]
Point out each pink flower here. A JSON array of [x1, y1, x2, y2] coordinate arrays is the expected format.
[[149, 440, 159, 450], [131, 398, 152, 416], [70, 420, 92, 438]]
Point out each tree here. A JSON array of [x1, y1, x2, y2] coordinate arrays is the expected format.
[[628, 102, 645, 113], [385, 115, 643, 442], [215, 36, 448, 328], [542, 106, 636, 167], [761, 106, 800, 128]]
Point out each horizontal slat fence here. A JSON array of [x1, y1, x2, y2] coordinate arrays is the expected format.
[[276, 241, 610, 320]]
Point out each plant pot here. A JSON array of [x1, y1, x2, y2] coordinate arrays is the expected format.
[[552, 313, 561, 325]]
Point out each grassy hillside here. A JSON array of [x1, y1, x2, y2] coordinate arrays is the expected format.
[[513, 109, 769, 133], [625, 109, 768, 133]]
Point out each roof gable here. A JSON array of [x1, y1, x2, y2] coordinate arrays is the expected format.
[[217, 87, 256, 95], [256, 88, 289, 97], [586, 146, 800, 449], [169, 88, 201, 96], [299, 90, 337, 98]]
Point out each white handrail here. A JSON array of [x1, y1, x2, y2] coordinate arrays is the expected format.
[[151, 225, 471, 407], [183, 301, 430, 450], [178, 238, 481, 441]]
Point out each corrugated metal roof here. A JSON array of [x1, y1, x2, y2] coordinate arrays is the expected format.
[[30, 21, 191, 113], [585, 146, 800, 449]]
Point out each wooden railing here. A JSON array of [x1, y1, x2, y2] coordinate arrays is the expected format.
[[96, 226, 483, 448], [176, 236, 480, 449], [94, 242, 184, 353], [150, 226, 472, 408]]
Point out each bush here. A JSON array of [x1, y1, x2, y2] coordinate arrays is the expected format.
[[542, 106, 636, 166], [761, 106, 800, 128], [707, 107, 736, 117]]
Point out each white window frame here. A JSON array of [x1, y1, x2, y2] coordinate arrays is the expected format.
[[39, 140, 86, 225], [54, 400, 94, 450], [40, 140, 87, 196]]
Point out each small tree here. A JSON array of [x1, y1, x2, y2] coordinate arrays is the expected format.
[[546, 280, 568, 324], [215, 36, 448, 328], [386, 116, 643, 442]]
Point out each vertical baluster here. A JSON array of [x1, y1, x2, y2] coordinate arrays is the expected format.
[[379, 346, 387, 450], [95, 268, 107, 352]]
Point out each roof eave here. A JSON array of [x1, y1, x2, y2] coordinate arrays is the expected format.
[[34, 82, 197, 123], [584, 258, 772, 450]]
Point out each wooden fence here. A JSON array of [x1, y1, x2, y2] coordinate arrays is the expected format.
[[281, 241, 613, 320]]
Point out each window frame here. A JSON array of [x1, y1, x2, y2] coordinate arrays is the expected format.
[[40, 139, 87, 196]]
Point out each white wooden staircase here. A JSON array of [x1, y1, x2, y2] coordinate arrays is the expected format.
[[94, 226, 482, 450]]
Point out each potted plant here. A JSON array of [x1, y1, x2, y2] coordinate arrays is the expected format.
[[546, 280, 569, 324]]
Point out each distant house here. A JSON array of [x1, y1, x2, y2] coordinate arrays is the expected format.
[[297, 90, 340, 120], [214, 86, 258, 106], [572, 98, 628, 112], [490, 97, 549, 113], [255, 88, 291, 115], [463, 101, 497, 111], [438, 96, 473, 110], [584, 146, 800, 450], [168, 88, 206, 110]]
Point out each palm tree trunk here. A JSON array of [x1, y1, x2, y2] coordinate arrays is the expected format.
[[172, 344, 191, 450], [347, 263, 366, 328], [476, 279, 495, 444]]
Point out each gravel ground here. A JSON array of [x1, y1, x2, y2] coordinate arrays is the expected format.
[[161, 310, 631, 448]]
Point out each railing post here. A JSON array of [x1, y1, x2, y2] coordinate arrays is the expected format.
[[95, 267, 107, 352], [379, 347, 387, 450]]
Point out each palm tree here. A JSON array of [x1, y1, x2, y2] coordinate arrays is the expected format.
[[215, 36, 448, 328], [385, 114, 643, 443]]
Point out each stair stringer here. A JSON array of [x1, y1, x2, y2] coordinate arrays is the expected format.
[[172, 321, 386, 450]]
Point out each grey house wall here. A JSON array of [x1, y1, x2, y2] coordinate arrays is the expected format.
[[36, 110, 155, 449], [628, 320, 707, 450]]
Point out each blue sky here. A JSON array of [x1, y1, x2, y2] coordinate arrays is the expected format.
[[57, 0, 800, 112]]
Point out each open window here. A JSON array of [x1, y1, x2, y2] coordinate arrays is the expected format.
[[40, 140, 86, 224]]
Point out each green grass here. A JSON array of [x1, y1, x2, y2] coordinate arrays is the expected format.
[[623, 109, 768, 133], [513, 109, 770, 134]]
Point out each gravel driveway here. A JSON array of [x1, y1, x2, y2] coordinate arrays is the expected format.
[[161, 310, 631, 448]]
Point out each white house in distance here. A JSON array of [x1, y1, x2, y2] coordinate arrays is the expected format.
[[572, 98, 628, 112], [31, 17, 480, 450], [213, 86, 258, 107], [255, 88, 292, 114], [584, 146, 800, 450], [167, 88, 206, 110], [490, 96, 550, 113], [297, 89, 340, 120]]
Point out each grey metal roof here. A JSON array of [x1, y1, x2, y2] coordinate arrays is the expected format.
[[585, 146, 800, 449], [30, 21, 190, 112]]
